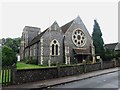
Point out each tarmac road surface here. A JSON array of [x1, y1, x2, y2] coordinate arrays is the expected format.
[[51, 71, 119, 89]]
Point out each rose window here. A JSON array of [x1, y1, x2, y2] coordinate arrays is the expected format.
[[72, 29, 86, 47]]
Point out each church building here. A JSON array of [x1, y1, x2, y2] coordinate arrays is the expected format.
[[20, 16, 96, 65]]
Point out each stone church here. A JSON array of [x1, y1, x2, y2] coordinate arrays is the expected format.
[[20, 16, 96, 65]]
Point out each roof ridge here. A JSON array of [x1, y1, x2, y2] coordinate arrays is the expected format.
[[25, 26, 40, 29], [105, 42, 118, 45]]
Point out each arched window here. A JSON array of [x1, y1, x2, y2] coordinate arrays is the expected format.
[[52, 44, 54, 55], [56, 45, 58, 55], [50, 39, 60, 56]]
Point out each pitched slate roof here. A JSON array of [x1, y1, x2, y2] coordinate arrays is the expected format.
[[27, 21, 60, 47], [28, 29, 48, 46], [24, 26, 40, 32], [115, 43, 120, 51], [61, 20, 74, 33], [104, 43, 118, 50], [73, 48, 91, 55], [25, 26, 40, 29]]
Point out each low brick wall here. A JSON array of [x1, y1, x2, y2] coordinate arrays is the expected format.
[[13, 60, 119, 85]]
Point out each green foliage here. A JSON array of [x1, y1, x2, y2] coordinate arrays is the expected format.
[[1, 37, 20, 66], [2, 38, 21, 54], [92, 20, 105, 60], [2, 45, 17, 66], [0, 47, 2, 66], [115, 51, 120, 59], [105, 49, 115, 60], [25, 57, 37, 65]]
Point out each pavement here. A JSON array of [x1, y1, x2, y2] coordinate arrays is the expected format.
[[3, 67, 119, 89]]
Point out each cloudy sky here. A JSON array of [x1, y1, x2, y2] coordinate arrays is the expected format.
[[1, 0, 118, 44]]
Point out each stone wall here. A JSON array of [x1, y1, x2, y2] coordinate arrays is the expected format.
[[116, 59, 120, 67], [13, 60, 119, 85], [14, 67, 58, 84], [102, 61, 114, 69], [85, 63, 101, 72], [58, 64, 84, 77]]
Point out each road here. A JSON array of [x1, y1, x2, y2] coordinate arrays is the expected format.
[[51, 71, 119, 89]]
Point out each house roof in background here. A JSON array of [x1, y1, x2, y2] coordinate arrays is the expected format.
[[104, 42, 118, 50], [115, 43, 120, 51]]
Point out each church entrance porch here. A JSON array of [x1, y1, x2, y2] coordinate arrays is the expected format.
[[73, 48, 92, 63], [74, 54, 91, 63]]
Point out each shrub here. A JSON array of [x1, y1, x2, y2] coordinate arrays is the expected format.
[[2, 45, 17, 66], [25, 57, 37, 65]]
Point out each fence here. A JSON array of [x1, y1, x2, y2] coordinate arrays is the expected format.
[[1, 65, 16, 86]]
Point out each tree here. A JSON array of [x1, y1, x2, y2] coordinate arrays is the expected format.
[[1, 38, 6, 45], [92, 20, 105, 60], [105, 49, 115, 60], [1, 37, 20, 66], [3, 37, 21, 54], [2, 45, 17, 66], [0, 46, 2, 66]]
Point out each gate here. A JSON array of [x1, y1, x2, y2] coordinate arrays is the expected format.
[[0, 65, 16, 86]]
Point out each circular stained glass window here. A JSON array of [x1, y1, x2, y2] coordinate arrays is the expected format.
[[72, 29, 86, 47]]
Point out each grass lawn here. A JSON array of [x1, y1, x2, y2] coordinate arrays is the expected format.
[[17, 62, 83, 70], [17, 62, 54, 70]]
